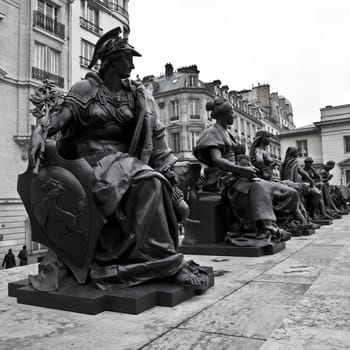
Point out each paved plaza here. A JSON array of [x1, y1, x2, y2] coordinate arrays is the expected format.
[[0, 216, 350, 350]]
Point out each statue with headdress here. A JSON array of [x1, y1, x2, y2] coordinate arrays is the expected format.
[[250, 132, 319, 235], [191, 98, 292, 247], [281, 147, 332, 221], [24, 27, 210, 293]]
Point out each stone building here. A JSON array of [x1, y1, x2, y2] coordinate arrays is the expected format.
[[279, 104, 350, 185], [142, 64, 214, 161], [143, 66, 294, 163], [230, 84, 295, 160], [0, 0, 129, 258]]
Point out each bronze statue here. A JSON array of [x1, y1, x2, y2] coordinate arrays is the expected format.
[[302, 157, 333, 219], [249, 130, 278, 181], [193, 98, 291, 246], [319, 160, 341, 217], [250, 132, 316, 234], [281, 147, 330, 221], [25, 27, 209, 292]]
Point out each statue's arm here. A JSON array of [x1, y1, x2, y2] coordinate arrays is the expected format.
[[210, 148, 257, 179], [29, 106, 72, 166], [298, 167, 314, 185]]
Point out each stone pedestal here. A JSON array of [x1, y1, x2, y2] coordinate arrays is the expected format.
[[182, 191, 286, 257], [312, 219, 333, 225], [8, 267, 214, 315], [180, 241, 285, 257]]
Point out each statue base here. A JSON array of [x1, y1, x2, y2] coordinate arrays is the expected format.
[[179, 241, 285, 257], [311, 219, 333, 225], [8, 267, 214, 315], [291, 228, 315, 237]]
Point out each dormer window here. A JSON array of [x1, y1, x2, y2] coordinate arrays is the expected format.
[[188, 75, 197, 87]]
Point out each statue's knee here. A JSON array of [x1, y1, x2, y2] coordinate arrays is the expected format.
[[174, 199, 190, 223]]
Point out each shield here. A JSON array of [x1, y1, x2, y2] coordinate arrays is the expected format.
[[18, 141, 105, 284]]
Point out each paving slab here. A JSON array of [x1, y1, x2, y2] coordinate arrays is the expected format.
[[142, 329, 264, 350], [260, 326, 350, 350], [179, 299, 292, 339], [0, 215, 349, 349]]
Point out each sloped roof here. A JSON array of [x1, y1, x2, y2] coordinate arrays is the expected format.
[[153, 73, 207, 94]]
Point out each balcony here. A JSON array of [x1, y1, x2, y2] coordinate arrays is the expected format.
[[32, 67, 64, 88], [108, 2, 129, 19], [80, 56, 90, 68], [33, 11, 65, 40], [80, 56, 100, 71], [80, 17, 103, 36]]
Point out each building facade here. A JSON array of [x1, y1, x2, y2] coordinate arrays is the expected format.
[[0, 0, 129, 257], [144, 66, 294, 163], [279, 104, 350, 185], [142, 64, 214, 161]]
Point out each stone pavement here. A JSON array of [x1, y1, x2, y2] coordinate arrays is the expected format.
[[0, 216, 349, 350]]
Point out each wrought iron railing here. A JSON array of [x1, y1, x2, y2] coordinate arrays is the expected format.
[[33, 10, 65, 39], [80, 56, 90, 68], [79, 56, 100, 71], [32, 67, 64, 88], [108, 2, 129, 19], [79, 16, 103, 36]]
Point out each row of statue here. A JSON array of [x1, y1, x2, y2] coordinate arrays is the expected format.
[[18, 27, 348, 299], [186, 97, 347, 248]]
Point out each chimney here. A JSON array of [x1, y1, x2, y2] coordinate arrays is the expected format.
[[165, 63, 174, 77]]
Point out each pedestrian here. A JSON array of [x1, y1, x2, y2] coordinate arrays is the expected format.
[[18, 245, 28, 266], [2, 249, 16, 269]]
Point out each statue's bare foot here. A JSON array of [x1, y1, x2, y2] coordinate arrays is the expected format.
[[174, 267, 202, 287]]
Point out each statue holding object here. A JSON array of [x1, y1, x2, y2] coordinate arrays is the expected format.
[[250, 131, 319, 235], [191, 98, 291, 247], [21, 27, 211, 293]]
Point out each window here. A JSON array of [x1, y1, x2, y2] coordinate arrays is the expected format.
[[189, 99, 200, 119], [344, 136, 350, 153], [80, 0, 101, 35], [170, 100, 179, 121], [38, 0, 58, 20], [296, 140, 308, 157], [346, 169, 350, 185], [80, 39, 94, 67], [188, 75, 197, 87], [35, 0, 64, 39], [81, 0, 98, 25], [190, 131, 201, 150], [34, 42, 60, 75], [170, 132, 180, 153]]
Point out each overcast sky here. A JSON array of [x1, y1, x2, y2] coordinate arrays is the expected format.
[[128, 0, 350, 127]]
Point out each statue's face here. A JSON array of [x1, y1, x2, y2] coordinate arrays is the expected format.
[[304, 161, 313, 167], [225, 105, 235, 125], [262, 136, 270, 146], [110, 52, 135, 79]]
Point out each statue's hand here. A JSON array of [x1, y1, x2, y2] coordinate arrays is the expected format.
[[237, 166, 258, 179], [29, 127, 46, 168]]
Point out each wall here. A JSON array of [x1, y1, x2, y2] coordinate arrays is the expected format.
[[280, 131, 323, 165]]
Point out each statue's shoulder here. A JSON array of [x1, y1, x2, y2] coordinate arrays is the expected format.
[[65, 72, 102, 107]]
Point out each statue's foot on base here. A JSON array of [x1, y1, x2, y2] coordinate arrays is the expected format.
[[173, 261, 210, 292], [320, 213, 333, 220], [306, 222, 321, 230], [273, 228, 291, 242]]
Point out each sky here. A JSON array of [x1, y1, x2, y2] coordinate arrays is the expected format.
[[127, 0, 350, 127]]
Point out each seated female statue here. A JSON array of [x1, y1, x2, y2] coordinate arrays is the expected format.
[[250, 131, 316, 232], [29, 27, 208, 291], [281, 147, 331, 220], [193, 98, 291, 245]]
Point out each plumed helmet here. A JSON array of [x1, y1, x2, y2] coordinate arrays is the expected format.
[[88, 27, 141, 69]]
